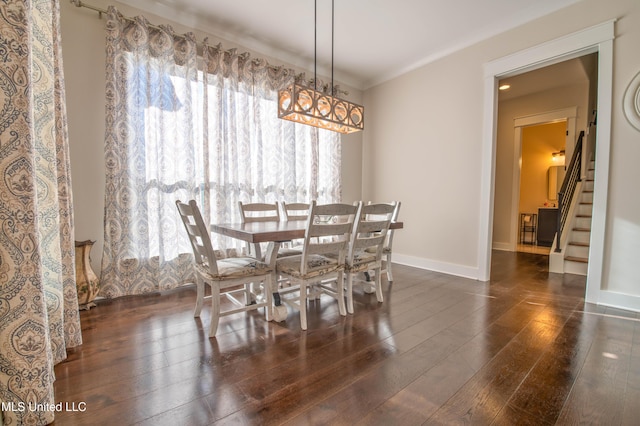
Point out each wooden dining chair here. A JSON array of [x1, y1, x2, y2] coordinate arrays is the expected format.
[[365, 201, 401, 282], [279, 201, 311, 254], [176, 200, 273, 337], [274, 201, 358, 330], [381, 201, 401, 282], [280, 201, 310, 221], [345, 202, 394, 314], [238, 201, 280, 259]]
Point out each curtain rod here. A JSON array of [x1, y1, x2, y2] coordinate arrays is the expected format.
[[70, 0, 191, 39], [70, 0, 106, 17], [70, 1, 278, 65], [69, 0, 345, 92]]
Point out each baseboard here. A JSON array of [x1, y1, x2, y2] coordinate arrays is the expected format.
[[393, 253, 480, 281], [596, 290, 640, 313], [393, 254, 640, 312], [492, 242, 512, 251]]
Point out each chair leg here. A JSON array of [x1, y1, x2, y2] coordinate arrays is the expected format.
[[253, 243, 262, 260], [194, 276, 204, 317], [386, 253, 394, 282], [346, 272, 354, 314], [244, 282, 252, 305], [374, 266, 384, 303], [264, 275, 273, 322], [208, 283, 221, 337], [336, 272, 346, 316], [299, 281, 308, 330]]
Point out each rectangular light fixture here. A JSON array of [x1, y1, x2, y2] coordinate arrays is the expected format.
[[277, 0, 364, 134], [278, 83, 364, 134]]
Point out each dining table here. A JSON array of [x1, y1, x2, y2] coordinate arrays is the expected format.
[[210, 219, 404, 320]]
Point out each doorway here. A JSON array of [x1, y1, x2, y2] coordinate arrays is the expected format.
[[492, 57, 593, 261], [478, 21, 614, 306], [516, 120, 568, 255]]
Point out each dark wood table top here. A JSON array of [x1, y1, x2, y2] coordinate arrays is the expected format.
[[211, 220, 404, 244]]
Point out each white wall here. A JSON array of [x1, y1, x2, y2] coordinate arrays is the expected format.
[[60, 1, 363, 274], [61, 2, 107, 275], [363, 0, 640, 307], [362, 52, 483, 278]]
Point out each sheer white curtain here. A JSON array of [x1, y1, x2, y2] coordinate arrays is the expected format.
[[101, 8, 342, 297], [201, 44, 342, 247], [101, 9, 201, 296]]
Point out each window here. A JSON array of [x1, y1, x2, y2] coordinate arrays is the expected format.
[[102, 21, 342, 295]]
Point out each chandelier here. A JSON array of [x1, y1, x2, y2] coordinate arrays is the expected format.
[[277, 0, 364, 134]]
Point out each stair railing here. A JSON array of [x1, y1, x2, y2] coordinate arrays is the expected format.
[[555, 130, 584, 253]]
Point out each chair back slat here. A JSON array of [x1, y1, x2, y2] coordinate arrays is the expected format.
[[314, 203, 358, 217], [281, 202, 311, 221], [307, 222, 353, 238], [239, 202, 280, 223], [358, 220, 389, 234], [352, 234, 386, 251], [364, 203, 397, 216], [304, 240, 348, 256]]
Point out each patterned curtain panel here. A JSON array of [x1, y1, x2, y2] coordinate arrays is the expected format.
[[0, 1, 81, 425], [101, 8, 342, 297], [101, 8, 201, 297]]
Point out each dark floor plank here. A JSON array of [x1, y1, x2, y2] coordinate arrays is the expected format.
[[497, 312, 594, 424], [555, 312, 636, 424], [283, 327, 479, 426], [425, 305, 565, 424], [357, 350, 478, 425]]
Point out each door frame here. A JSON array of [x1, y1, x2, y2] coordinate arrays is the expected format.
[[508, 108, 576, 251], [478, 20, 614, 306]]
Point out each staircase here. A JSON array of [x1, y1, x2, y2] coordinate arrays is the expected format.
[[562, 160, 595, 275]]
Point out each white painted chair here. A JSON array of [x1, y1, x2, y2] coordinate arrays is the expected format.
[[279, 201, 310, 254], [280, 201, 310, 221], [366, 201, 401, 282], [238, 201, 280, 259], [274, 201, 358, 330], [345, 202, 394, 314], [176, 200, 273, 337]]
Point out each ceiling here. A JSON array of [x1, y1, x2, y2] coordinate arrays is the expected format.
[[117, 0, 583, 90], [498, 53, 596, 101]]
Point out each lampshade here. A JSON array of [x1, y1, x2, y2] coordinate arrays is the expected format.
[[277, 0, 364, 134], [278, 82, 364, 134]]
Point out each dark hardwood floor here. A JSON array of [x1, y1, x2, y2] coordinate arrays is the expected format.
[[52, 251, 640, 425]]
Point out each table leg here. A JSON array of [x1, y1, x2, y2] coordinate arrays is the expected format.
[[265, 241, 287, 322]]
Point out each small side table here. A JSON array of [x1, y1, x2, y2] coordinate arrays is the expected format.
[[75, 240, 100, 310], [519, 213, 537, 245]]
